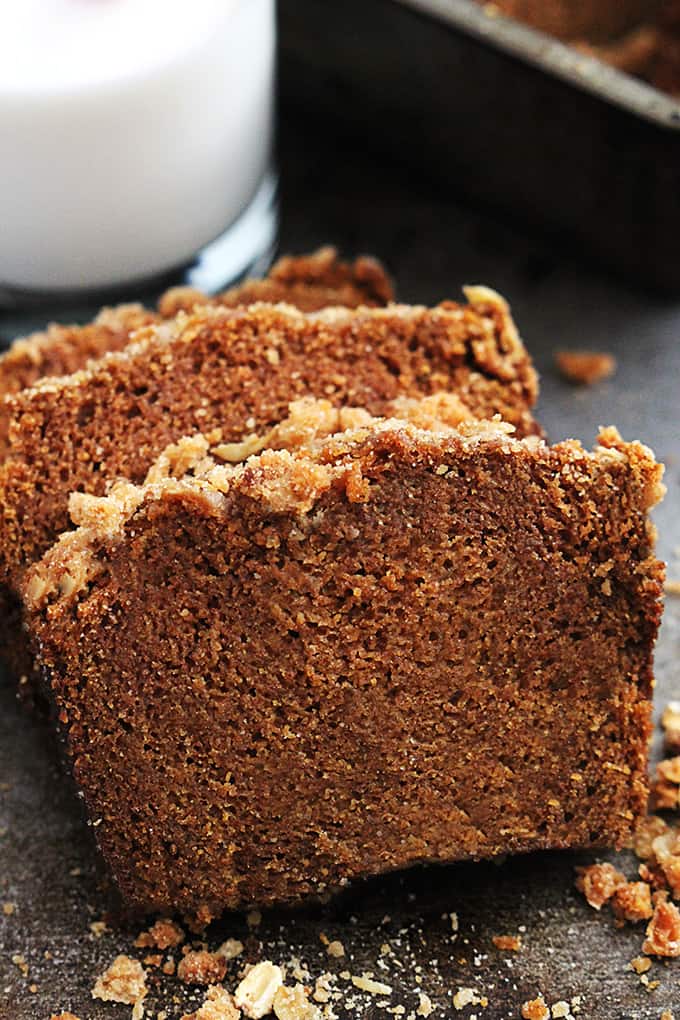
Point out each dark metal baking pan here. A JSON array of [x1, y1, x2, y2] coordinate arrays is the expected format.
[[279, 0, 680, 291]]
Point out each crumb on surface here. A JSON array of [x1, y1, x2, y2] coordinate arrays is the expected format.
[[11, 953, 28, 977], [135, 918, 185, 950], [642, 894, 680, 957], [575, 862, 627, 909], [49, 1014, 81, 1020], [180, 984, 240, 1020], [555, 349, 617, 385], [216, 938, 244, 961], [325, 940, 345, 958], [234, 961, 284, 1019], [521, 996, 550, 1020], [351, 973, 393, 996], [611, 881, 654, 923], [649, 828, 680, 898], [177, 950, 228, 986], [2, 901, 15, 915], [92, 954, 147, 1005], [662, 701, 680, 754], [630, 955, 652, 974], [491, 933, 522, 951], [416, 992, 434, 1016], [452, 987, 481, 1010], [272, 983, 322, 1020], [634, 815, 669, 860]]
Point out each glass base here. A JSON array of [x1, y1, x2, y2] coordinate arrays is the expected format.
[[0, 171, 279, 319]]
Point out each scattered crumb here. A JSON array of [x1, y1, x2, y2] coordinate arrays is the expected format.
[[177, 951, 228, 986], [216, 939, 244, 961], [11, 953, 28, 977], [452, 987, 480, 1010], [492, 934, 522, 951], [521, 997, 550, 1020], [351, 973, 392, 996], [550, 1004, 572, 1020], [143, 954, 163, 968], [611, 881, 654, 923], [312, 974, 333, 1004], [90, 920, 108, 939], [326, 941, 345, 959], [162, 958, 176, 976], [49, 1014, 81, 1020], [273, 983, 321, 1020], [630, 955, 652, 974], [658, 756, 680, 784], [234, 961, 284, 1018], [92, 955, 147, 1006], [180, 984, 240, 1020], [135, 918, 185, 950], [634, 816, 669, 860], [3, 902, 16, 916], [652, 759, 680, 811], [417, 992, 434, 1016], [642, 893, 680, 957], [555, 349, 616, 385], [662, 702, 680, 754], [660, 1011, 675, 1020], [575, 862, 626, 908], [648, 828, 680, 898]]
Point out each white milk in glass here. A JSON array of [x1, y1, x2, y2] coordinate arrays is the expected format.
[[0, 0, 276, 294]]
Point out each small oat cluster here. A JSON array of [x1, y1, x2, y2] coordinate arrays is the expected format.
[[520, 995, 583, 1020]]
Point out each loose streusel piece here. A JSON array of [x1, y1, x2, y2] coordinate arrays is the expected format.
[[180, 984, 241, 1020], [234, 962, 284, 1019], [92, 954, 147, 1005], [575, 863, 627, 909], [642, 893, 680, 957], [491, 934, 522, 951], [610, 881, 654, 923], [521, 996, 550, 1020], [555, 349, 617, 385], [662, 703, 680, 755], [272, 983, 322, 1020], [177, 950, 228, 986], [135, 918, 185, 950]]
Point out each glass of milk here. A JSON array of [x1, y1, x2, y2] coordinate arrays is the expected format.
[[0, 0, 277, 305]]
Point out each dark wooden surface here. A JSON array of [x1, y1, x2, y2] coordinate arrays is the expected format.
[[1, 117, 679, 1019]]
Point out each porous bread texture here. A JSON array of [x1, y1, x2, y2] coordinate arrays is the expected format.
[[0, 289, 539, 596], [0, 304, 158, 451], [24, 411, 664, 915], [0, 248, 393, 449]]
